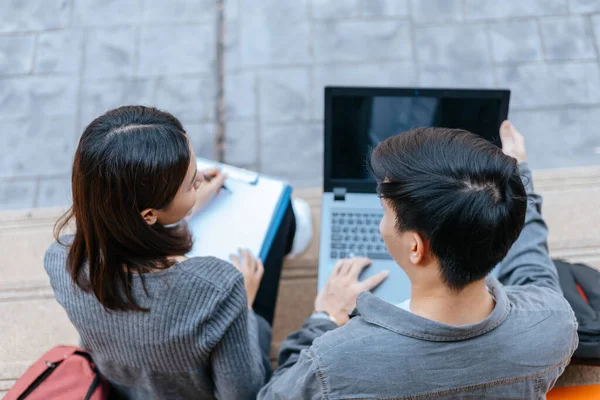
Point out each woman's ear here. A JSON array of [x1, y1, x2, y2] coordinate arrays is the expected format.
[[140, 209, 158, 225]]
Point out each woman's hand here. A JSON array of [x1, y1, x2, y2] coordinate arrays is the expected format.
[[230, 249, 264, 308], [192, 168, 227, 213]]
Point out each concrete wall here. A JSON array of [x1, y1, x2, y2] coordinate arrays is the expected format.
[[2, 0, 600, 209]]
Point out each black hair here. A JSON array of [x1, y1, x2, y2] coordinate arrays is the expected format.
[[56, 105, 193, 311], [370, 127, 527, 290]]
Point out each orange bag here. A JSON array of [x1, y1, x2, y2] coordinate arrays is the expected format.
[[4, 346, 110, 400], [547, 384, 600, 399]]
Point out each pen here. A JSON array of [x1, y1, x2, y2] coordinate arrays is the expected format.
[[203, 173, 231, 193]]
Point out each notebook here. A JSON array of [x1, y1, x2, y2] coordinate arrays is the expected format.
[[187, 158, 293, 262]]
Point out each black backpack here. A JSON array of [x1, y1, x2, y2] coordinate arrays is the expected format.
[[555, 259, 600, 364]]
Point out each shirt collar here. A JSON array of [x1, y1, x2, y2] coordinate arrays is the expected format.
[[354, 276, 510, 341]]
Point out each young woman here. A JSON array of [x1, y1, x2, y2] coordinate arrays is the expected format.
[[44, 105, 308, 399]]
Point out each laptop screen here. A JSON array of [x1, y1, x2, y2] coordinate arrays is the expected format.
[[326, 88, 510, 183]]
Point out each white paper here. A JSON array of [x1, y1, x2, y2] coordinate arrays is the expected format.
[[195, 159, 259, 184], [187, 159, 287, 262]]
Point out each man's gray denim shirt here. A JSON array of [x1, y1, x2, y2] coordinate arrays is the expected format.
[[259, 163, 578, 400]]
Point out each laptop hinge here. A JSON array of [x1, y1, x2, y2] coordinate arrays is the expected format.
[[333, 187, 346, 201]]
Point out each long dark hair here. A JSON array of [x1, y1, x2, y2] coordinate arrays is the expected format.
[[55, 106, 194, 312], [370, 127, 527, 290]]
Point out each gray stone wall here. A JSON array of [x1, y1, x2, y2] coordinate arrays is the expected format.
[[2, 0, 600, 209], [0, 0, 217, 209]]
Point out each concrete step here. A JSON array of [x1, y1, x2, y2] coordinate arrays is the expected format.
[[2, 167, 600, 394]]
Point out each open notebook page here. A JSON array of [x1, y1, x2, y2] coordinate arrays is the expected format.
[[187, 159, 287, 262]]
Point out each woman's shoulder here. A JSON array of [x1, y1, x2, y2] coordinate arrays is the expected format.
[[44, 236, 73, 268], [43, 240, 244, 297], [46, 235, 73, 251], [175, 256, 243, 293]]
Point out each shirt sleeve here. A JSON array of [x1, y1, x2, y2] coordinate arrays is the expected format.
[[496, 162, 561, 292], [258, 316, 338, 400]]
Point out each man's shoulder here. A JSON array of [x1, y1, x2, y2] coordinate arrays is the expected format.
[[300, 291, 577, 399], [309, 286, 577, 362], [309, 316, 408, 356], [505, 284, 574, 314], [502, 285, 577, 362]]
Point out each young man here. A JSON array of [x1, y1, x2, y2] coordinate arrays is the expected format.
[[259, 121, 578, 399]]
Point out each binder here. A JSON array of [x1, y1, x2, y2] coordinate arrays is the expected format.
[[187, 158, 293, 261]]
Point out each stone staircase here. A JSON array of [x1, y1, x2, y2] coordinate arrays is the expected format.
[[2, 167, 600, 396]]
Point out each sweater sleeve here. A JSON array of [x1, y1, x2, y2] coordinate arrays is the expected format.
[[207, 275, 269, 400]]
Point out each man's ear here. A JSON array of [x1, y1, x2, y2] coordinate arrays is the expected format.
[[140, 208, 158, 225], [409, 232, 427, 265]]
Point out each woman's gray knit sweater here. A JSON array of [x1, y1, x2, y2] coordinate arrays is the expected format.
[[44, 238, 269, 400]]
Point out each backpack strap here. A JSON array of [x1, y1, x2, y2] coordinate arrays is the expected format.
[[84, 373, 103, 400], [74, 351, 106, 400]]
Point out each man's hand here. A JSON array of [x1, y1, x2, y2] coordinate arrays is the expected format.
[[500, 120, 527, 164], [314, 258, 389, 326], [192, 168, 227, 213]]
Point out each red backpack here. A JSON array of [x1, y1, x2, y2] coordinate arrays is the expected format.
[[4, 346, 111, 400]]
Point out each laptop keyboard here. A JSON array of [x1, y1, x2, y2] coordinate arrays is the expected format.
[[330, 210, 392, 260]]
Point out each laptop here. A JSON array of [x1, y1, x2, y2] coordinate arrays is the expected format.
[[318, 86, 511, 305]]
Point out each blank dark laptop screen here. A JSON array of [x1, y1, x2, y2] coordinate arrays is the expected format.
[[330, 93, 505, 181]]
